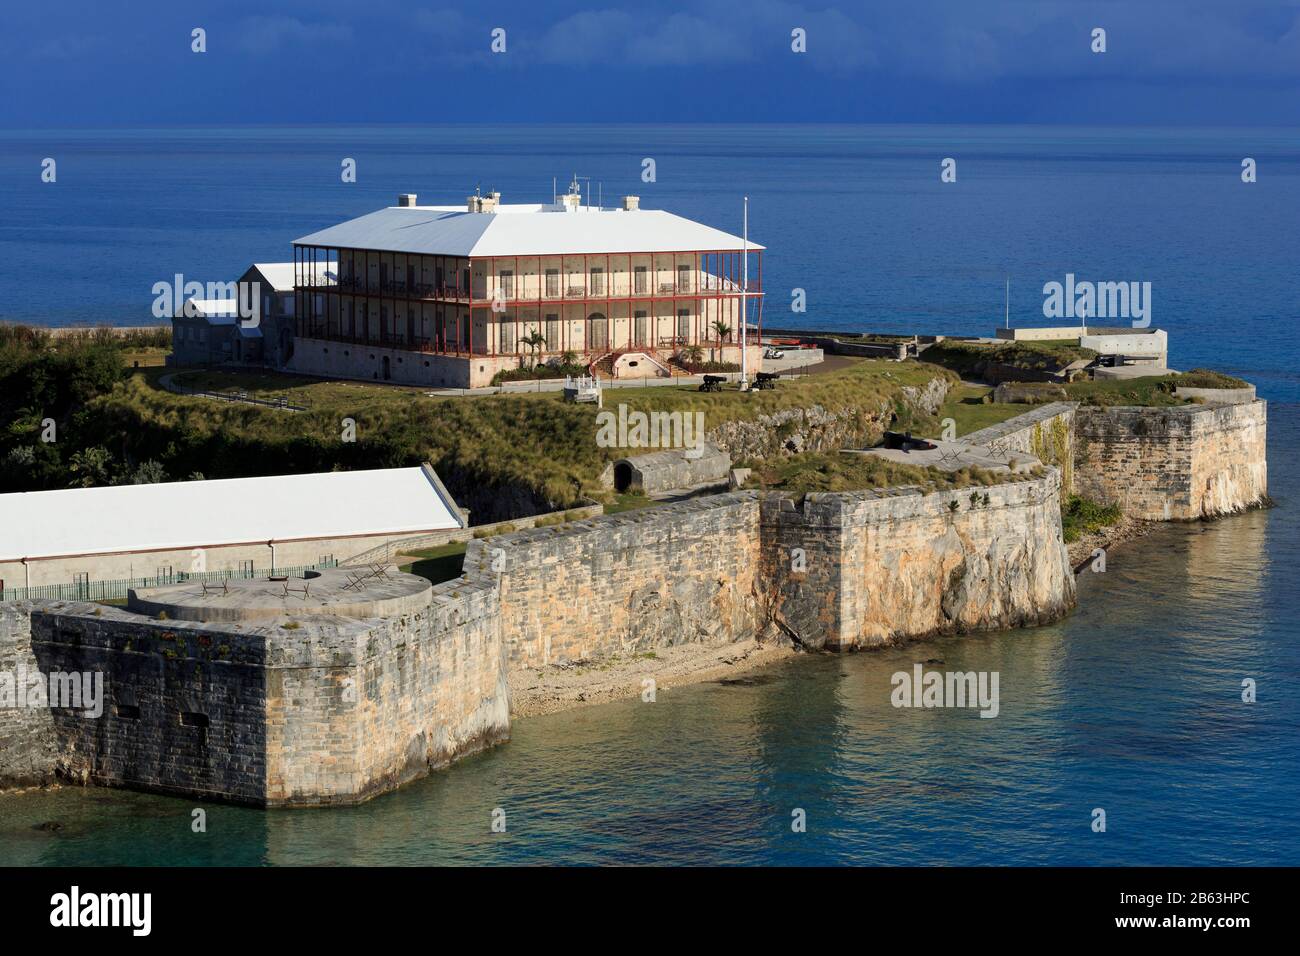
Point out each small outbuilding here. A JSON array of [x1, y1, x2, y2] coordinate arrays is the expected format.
[[603, 443, 732, 496]]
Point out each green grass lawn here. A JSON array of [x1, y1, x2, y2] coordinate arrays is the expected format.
[[120, 347, 170, 369], [922, 339, 1097, 377], [604, 492, 663, 514], [167, 368, 429, 407], [1063, 375, 1187, 407], [925, 384, 1033, 437]]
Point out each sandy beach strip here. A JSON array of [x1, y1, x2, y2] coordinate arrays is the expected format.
[[508, 639, 798, 718]]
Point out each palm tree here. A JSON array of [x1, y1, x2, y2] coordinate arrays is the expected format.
[[68, 446, 115, 488], [710, 320, 732, 363], [520, 330, 547, 369], [680, 344, 704, 369]]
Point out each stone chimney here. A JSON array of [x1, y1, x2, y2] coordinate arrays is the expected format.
[[560, 192, 582, 212], [480, 191, 501, 213], [397, 193, 417, 207], [467, 195, 482, 213], [622, 195, 640, 211]]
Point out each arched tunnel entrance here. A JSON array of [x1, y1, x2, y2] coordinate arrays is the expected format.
[[613, 462, 634, 493]]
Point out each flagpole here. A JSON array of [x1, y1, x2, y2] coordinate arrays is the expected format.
[[741, 196, 749, 387]]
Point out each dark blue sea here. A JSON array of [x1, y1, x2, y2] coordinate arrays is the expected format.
[[0, 126, 1297, 864]]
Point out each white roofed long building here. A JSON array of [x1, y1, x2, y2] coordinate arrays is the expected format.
[[0, 465, 466, 594], [290, 184, 765, 388]]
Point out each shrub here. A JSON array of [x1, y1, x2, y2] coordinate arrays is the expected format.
[[1060, 494, 1122, 542], [491, 362, 589, 385]]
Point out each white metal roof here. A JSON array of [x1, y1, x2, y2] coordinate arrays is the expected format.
[[0, 466, 464, 562], [294, 206, 764, 257], [177, 299, 240, 324], [249, 262, 335, 292]]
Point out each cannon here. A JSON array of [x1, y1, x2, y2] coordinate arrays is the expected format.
[[699, 374, 726, 392], [881, 430, 938, 452]]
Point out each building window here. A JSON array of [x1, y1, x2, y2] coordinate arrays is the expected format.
[[499, 270, 514, 299], [677, 264, 691, 293], [634, 266, 648, 294], [590, 267, 605, 296], [545, 314, 560, 350], [500, 321, 515, 354], [634, 310, 647, 346], [677, 309, 691, 343], [545, 269, 559, 297]]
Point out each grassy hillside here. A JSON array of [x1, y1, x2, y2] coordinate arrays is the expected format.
[[1, 339, 959, 521], [921, 339, 1097, 378]]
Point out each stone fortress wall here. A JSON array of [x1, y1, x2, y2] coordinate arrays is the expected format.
[[763, 473, 1074, 650], [2, 573, 508, 807], [963, 403, 1077, 494], [464, 469, 1074, 668], [0, 398, 1268, 806], [1073, 400, 1267, 519]]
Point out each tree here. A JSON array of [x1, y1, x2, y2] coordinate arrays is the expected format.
[[68, 446, 115, 488], [520, 330, 547, 370], [128, 460, 169, 485], [710, 320, 732, 362]]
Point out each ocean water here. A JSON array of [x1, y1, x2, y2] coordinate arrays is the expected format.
[[1, 124, 1298, 400], [0, 126, 1297, 865]]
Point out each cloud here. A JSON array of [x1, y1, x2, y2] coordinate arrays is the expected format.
[[521, 1, 876, 71], [236, 16, 353, 56]]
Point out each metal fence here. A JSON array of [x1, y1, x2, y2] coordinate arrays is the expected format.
[[0, 560, 337, 604], [164, 379, 310, 412]]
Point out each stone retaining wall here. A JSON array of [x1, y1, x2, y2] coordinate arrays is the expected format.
[[4, 581, 509, 807], [762, 472, 1075, 649], [0, 603, 58, 788], [464, 492, 767, 669], [1073, 400, 1267, 519], [964, 402, 1077, 493], [465, 474, 1076, 667]]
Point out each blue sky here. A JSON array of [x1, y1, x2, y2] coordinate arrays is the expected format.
[[3, 1, 1300, 126]]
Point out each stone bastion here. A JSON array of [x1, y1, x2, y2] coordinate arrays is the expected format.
[[2, 569, 509, 807], [0, 396, 1270, 808]]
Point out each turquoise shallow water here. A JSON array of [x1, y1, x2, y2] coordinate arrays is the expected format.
[[1, 405, 1296, 865]]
